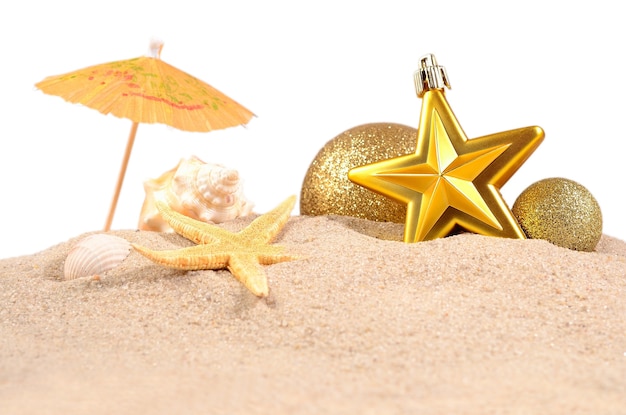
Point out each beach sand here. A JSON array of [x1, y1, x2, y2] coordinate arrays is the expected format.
[[1, 214, 625, 414]]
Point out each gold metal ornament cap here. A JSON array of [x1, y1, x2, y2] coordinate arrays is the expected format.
[[414, 53, 451, 97]]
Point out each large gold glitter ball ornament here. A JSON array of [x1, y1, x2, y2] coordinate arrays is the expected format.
[[512, 177, 602, 251], [300, 123, 417, 222]]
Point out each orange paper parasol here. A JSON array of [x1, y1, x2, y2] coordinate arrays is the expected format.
[[36, 39, 254, 231]]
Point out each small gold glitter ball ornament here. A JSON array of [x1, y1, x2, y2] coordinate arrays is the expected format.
[[512, 177, 602, 251], [300, 123, 417, 222]]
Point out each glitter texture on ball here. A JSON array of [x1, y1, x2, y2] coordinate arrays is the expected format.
[[300, 123, 417, 223], [512, 177, 602, 251]]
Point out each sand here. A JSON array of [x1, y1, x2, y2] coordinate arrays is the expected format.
[[1, 214, 625, 414]]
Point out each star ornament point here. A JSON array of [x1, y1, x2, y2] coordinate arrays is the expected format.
[[348, 90, 544, 243]]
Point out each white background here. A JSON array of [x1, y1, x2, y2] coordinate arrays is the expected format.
[[2, 1, 624, 258]]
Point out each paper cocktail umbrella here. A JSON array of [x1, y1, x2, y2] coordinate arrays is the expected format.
[[36, 39, 254, 231]]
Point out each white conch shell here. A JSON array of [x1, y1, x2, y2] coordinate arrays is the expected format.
[[138, 156, 254, 232], [63, 234, 132, 280]]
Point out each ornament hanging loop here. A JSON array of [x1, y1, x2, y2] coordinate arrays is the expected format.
[[414, 53, 451, 97]]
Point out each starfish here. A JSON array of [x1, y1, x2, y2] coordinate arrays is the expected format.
[[132, 195, 300, 297]]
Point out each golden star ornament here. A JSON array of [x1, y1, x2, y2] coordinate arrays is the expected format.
[[348, 54, 544, 243], [132, 195, 300, 297]]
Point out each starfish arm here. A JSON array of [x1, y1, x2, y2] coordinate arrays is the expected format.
[[241, 195, 296, 243], [132, 243, 229, 270], [227, 254, 269, 297], [258, 252, 302, 264], [155, 200, 233, 244]]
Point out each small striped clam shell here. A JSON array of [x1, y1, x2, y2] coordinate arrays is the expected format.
[[63, 234, 132, 281]]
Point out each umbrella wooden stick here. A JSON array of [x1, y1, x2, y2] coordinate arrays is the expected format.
[[104, 122, 139, 231]]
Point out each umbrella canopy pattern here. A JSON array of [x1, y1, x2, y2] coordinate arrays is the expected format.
[[36, 54, 254, 132], [35, 41, 255, 231]]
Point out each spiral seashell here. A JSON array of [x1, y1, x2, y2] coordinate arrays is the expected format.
[[63, 234, 132, 280], [138, 156, 254, 232]]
